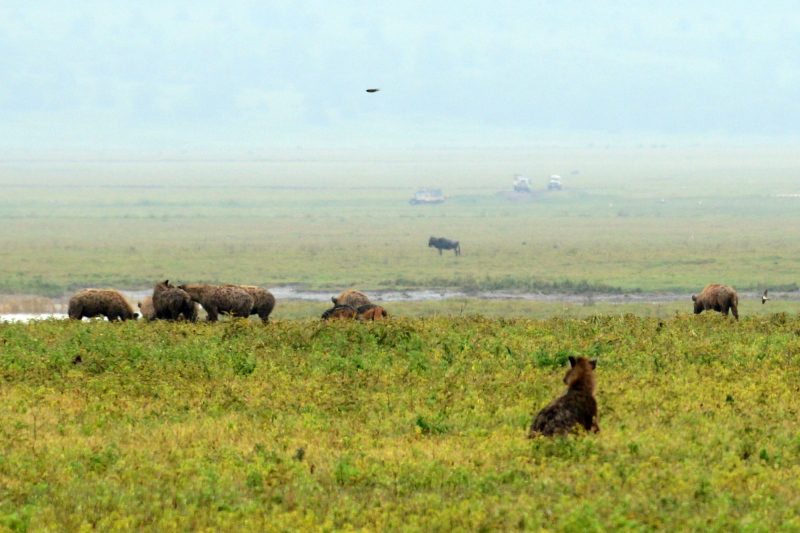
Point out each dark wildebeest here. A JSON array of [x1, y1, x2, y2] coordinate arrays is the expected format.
[[428, 236, 461, 256]]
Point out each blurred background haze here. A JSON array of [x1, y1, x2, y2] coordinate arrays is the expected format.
[[3, 1, 800, 153]]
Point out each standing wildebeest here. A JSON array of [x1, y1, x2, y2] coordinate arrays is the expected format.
[[428, 236, 461, 256], [68, 289, 138, 321], [692, 284, 739, 320], [529, 356, 599, 437]]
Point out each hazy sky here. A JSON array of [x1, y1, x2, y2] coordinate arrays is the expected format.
[[2, 2, 800, 151]]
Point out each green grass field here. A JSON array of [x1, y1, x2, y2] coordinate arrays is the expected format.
[[3, 314, 800, 531], [2, 147, 800, 531], [1, 147, 800, 299]]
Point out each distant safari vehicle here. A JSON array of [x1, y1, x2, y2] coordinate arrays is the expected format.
[[547, 175, 563, 191], [410, 188, 446, 205], [513, 175, 532, 193]]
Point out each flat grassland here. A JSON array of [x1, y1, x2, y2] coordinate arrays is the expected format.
[[2, 148, 800, 531], [1, 147, 799, 300], [2, 314, 800, 531]]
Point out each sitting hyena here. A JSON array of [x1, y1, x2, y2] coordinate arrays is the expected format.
[[529, 356, 599, 437], [68, 289, 139, 321], [691, 283, 739, 320]]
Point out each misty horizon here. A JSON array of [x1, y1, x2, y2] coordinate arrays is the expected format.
[[3, 2, 800, 152]]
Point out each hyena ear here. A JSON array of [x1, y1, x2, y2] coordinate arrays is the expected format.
[[138, 302, 142, 309], [164, 279, 170, 286], [568, 356, 576, 367], [589, 359, 598, 369], [691, 294, 697, 302]]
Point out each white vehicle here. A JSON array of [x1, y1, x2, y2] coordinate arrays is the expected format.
[[513, 175, 532, 193], [409, 188, 446, 205], [547, 175, 563, 191]]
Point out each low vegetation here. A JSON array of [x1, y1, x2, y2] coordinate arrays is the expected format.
[[2, 147, 800, 530], [2, 313, 800, 530]]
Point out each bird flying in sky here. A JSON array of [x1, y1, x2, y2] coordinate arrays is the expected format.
[[366, 88, 380, 93]]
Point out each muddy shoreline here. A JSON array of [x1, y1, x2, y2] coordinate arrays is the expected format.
[[269, 288, 794, 305], [0, 288, 795, 321]]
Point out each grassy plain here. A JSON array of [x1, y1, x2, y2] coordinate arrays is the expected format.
[[3, 148, 800, 531], [1, 147, 799, 299], [3, 314, 800, 531]]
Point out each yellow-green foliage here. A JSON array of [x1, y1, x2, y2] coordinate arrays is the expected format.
[[2, 314, 800, 531]]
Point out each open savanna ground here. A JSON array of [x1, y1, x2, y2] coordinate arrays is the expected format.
[[1, 146, 800, 300], [2, 314, 800, 531]]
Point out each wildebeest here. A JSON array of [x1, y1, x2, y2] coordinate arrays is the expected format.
[[529, 356, 599, 438], [691, 283, 739, 320], [428, 236, 461, 256]]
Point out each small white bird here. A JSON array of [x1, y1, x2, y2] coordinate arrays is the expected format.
[[762, 289, 769, 305]]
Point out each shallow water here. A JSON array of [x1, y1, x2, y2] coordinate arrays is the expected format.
[[1, 288, 792, 323], [0, 313, 69, 323], [273, 288, 794, 305]]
